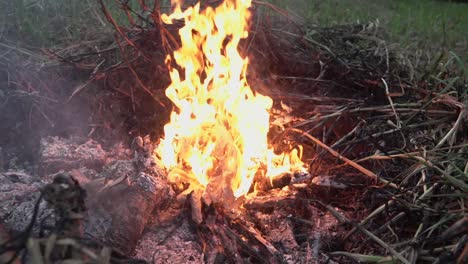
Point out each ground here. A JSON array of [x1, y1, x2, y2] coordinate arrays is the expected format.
[[0, 1, 467, 264]]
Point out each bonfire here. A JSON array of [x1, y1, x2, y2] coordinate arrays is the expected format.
[[155, 0, 305, 211], [0, 0, 466, 263]]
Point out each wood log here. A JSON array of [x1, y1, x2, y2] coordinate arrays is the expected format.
[[2, 136, 173, 257], [83, 154, 171, 255], [189, 191, 204, 224], [255, 171, 310, 192]]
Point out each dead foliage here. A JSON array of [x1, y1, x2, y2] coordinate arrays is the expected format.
[[0, 0, 466, 263]]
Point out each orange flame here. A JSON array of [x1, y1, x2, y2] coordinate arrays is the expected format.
[[156, 0, 305, 202]]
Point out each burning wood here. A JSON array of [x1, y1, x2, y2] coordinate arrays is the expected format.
[[154, 0, 307, 209], [1, 0, 466, 263]]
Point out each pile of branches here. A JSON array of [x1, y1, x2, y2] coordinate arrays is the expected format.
[[0, 0, 466, 263]]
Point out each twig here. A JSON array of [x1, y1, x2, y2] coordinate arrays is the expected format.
[[289, 128, 398, 188], [67, 59, 104, 102], [382, 78, 402, 128], [226, 213, 279, 258], [87, 0, 106, 27], [317, 201, 411, 264], [301, 31, 350, 68], [434, 95, 466, 149], [352, 143, 468, 163], [117, 0, 154, 26], [114, 35, 165, 107], [252, 1, 303, 26], [330, 120, 364, 148], [98, 0, 135, 47], [333, 117, 453, 149], [343, 200, 396, 241]]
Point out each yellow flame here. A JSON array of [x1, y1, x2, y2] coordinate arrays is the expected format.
[[156, 0, 305, 201]]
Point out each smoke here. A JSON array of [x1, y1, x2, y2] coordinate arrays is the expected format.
[[0, 50, 96, 171], [0, 0, 132, 171]]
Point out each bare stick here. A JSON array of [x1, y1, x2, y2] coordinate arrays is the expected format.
[[434, 95, 466, 149], [98, 0, 135, 47], [319, 202, 411, 264], [289, 128, 398, 188], [114, 35, 165, 107], [382, 78, 402, 128]]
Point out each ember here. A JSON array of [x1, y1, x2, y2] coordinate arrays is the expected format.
[[155, 0, 306, 203]]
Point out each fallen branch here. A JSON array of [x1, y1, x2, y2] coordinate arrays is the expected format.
[[289, 128, 398, 188]]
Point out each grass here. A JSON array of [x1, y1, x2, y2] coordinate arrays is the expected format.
[[0, 0, 140, 46], [1, 0, 466, 263], [3, 0, 467, 60], [269, 0, 468, 59]]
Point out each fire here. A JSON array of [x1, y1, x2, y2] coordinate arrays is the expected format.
[[156, 0, 305, 203]]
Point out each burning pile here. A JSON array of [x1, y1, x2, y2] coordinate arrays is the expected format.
[[155, 0, 306, 204], [2, 0, 466, 262]]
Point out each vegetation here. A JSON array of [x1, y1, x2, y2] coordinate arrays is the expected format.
[[271, 0, 468, 58], [2, 1, 467, 54], [0, 0, 138, 46], [1, 0, 466, 263]]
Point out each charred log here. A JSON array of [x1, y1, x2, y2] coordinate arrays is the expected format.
[[254, 171, 311, 192]]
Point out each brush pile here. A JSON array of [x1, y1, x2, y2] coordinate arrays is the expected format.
[[0, 1, 466, 263]]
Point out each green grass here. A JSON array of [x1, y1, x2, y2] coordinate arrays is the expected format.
[[3, 0, 468, 59], [269, 0, 468, 58], [0, 0, 139, 46], [1, 1, 466, 263]]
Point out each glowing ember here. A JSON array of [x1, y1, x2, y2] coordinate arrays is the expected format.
[[155, 0, 305, 203]]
